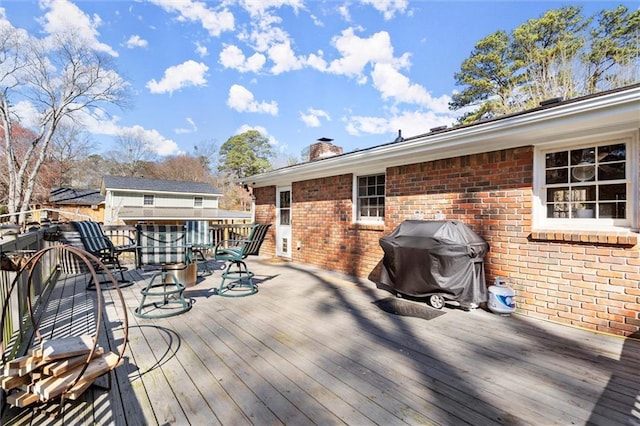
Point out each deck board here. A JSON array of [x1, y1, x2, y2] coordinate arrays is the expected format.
[[2, 258, 639, 425]]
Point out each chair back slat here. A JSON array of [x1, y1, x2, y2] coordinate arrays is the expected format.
[[137, 224, 188, 266], [185, 221, 210, 247], [72, 221, 112, 254], [242, 224, 271, 257]]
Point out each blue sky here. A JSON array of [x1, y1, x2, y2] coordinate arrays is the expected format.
[[1, 0, 634, 163]]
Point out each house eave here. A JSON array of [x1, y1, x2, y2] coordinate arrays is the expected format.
[[246, 86, 640, 188]]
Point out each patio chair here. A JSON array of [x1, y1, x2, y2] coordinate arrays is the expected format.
[[214, 223, 271, 297], [71, 221, 135, 289], [185, 220, 213, 277], [135, 224, 193, 318]]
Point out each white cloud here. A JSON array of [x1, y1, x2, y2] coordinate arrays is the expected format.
[[327, 28, 401, 81], [268, 40, 303, 74], [194, 41, 208, 57], [148, 0, 234, 37], [13, 101, 40, 129], [174, 117, 197, 134], [38, 0, 118, 56], [371, 63, 451, 112], [146, 60, 209, 95], [227, 84, 278, 115], [300, 108, 330, 128], [338, 5, 351, 21], [345, 109, 459, 139], [219, 44, 265, 73], [239, 0, 304, 18], [125, 35, 147, 49], [64, 108, 179, 156], [124, 124, 180, 156], [362, 0, 408, 20]]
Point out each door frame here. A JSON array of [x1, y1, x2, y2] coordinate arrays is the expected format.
[[276, 186, 292, 258]]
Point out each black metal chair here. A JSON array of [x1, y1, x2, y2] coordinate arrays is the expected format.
[[135, 224, 192, 318], [214, 223, 271, 297], [71, 221, 135, 289]]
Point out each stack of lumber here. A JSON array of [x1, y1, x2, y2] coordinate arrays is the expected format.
[[1, 335, 123, 407]]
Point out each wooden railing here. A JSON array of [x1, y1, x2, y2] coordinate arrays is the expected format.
[[0, 223, 256, 356], [0, 229, 59, 358]]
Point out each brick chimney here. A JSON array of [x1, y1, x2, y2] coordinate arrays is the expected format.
[[309, 137, 343, 161]]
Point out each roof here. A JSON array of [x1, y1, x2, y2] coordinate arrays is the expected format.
[[101, 176, 222, 196], [49, 188, 104, 206], [246, 84, 640, 188], [115, 207, 250, 221]]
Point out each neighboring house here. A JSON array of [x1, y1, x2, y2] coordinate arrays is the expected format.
[[245, 84, 640, 337], [46, 187, 105, 222], [101, 175, 250, 225]]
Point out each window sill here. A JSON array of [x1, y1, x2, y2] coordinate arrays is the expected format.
[[350, 222, 385, 232], [530, 229, 638, 246]]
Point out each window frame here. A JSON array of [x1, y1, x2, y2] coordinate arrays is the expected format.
[[533, 131, 638, 232], [194, 196, 203, 208], [143, 194, 154, 206], [353, 173, 386, 224]]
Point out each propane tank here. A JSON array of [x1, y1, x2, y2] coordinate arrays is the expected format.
[[488, 277, 515, 315]]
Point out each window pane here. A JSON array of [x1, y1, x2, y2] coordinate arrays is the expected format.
[[598, 163, 625, 180], [280, 209, 290, 225], [280, 191, 290, 208], [546, 152, 567, 168], [570, 147, 595, 165], [546, 168, 568, 184], [598, 143, 625, 162], [547, 203, 569, 218], [599, 184, 626, 201], [599, 203, 626, 219], [572, 186, 596, 202], [571, 164, 596, 182], [547, 187, 569, 202]]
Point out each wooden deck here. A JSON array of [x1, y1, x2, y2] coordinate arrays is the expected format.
[[2, 257, 639, 425]]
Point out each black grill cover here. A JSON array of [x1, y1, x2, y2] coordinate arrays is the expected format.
[[378, 220, 489, 305]]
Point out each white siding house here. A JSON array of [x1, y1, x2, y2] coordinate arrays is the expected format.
[[101, 176, 249, 224]]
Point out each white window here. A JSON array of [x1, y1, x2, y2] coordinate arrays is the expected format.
[[143, 194, 154, 206], [355, 174, 385, 222], [535, 133, 637, 230], [194, 197, 203, 208]]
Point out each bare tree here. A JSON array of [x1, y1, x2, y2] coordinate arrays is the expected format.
[[0, 24, 127, 224], [106, 127, 158, 177], [44, 123, 95, 187]]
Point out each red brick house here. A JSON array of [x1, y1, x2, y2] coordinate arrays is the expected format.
[[246, 84, 640, 337]]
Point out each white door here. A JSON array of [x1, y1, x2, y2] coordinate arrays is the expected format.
[[276, 187, 292, 258]]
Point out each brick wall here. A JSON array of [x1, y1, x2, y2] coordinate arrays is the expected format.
[[253, 147, 640, 336], [254, 186, 276, 255]]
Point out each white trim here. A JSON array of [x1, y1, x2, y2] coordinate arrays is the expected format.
[[353, 172, 386, 225], [533, 130, 638, 232]]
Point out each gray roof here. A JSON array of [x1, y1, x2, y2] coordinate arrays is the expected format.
[[102, 176, 222, 195], [116, 207, 250, 221], [49, 188, 104, 205]]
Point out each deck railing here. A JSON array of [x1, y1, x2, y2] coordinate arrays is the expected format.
[[0, 229, 59, 359], [0, 223, 256, 356]]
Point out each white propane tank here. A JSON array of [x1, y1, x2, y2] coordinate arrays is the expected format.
[[488, 277, 515, 315]]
